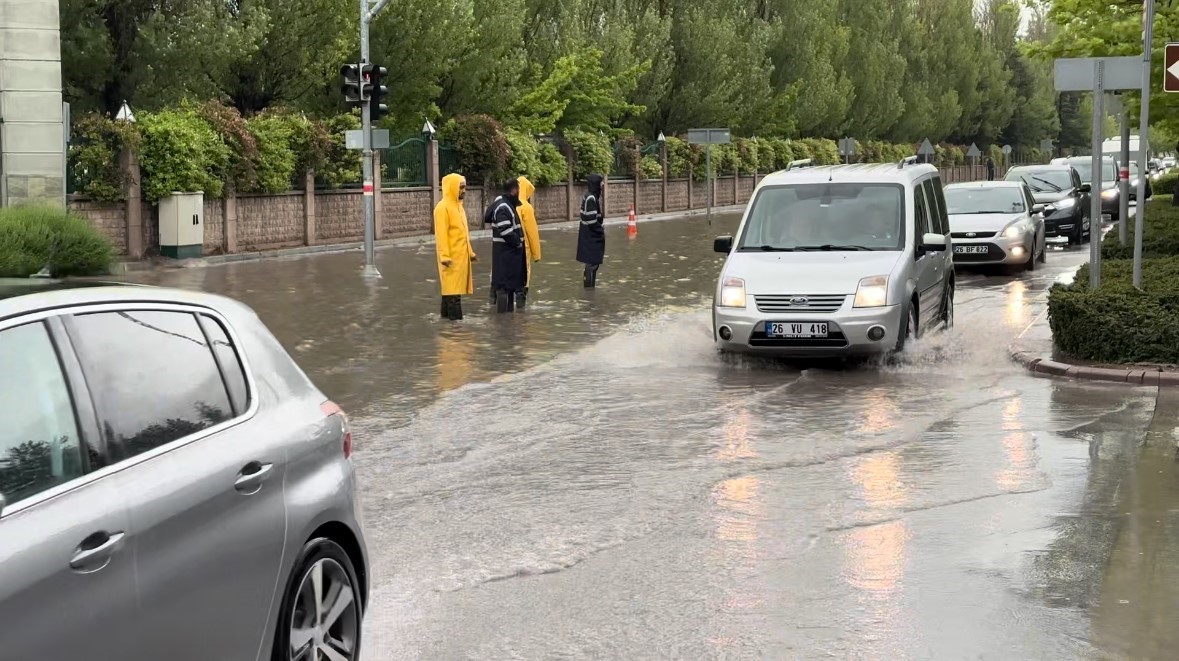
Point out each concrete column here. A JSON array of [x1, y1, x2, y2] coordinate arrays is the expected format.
[[688, 171, 693, 209], [372, 151, 383, 239], [303, 170, 316, 246], [565, 150, 575, 222], [120, 148, 143, 258], [733, 165, 739, 203], [0, 0, 66, 206], [660, 142, 668, 213], [222, 185, 238, 254], [426, 138, 440, 210]]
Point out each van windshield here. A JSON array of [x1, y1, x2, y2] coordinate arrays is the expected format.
[[737, 183, 904, 252]]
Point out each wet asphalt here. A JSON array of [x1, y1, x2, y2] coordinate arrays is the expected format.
[[128, 210, 1179, 660]]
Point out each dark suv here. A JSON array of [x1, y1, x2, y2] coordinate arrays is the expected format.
[[1004, 165, 1091, 245]]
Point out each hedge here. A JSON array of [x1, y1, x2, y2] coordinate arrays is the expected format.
[[1048, 257, 1179, 365], [1101, 199, 1179, 260], [0, 206, 113, 277]]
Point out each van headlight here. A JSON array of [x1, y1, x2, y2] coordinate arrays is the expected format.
[[853, 275, 888, 308], [719, 277, 747, 308]]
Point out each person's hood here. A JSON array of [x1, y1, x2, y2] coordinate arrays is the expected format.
[[948, 212, 1024, 235], [441, 173, 465, 202], [587, 174, 604, 197], [726, 251, 903, 296], [518, 176, 535, 203]]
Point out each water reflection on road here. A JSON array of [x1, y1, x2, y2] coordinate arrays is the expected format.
[[127, 214, 1175, 659]]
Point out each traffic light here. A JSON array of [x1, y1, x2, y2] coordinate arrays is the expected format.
[[340, 63, 364, 106], [363, 64, 389, 121]]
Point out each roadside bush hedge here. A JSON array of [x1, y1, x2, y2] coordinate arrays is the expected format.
[[138, 107, 230, 202], [1154, 170, 1179, 197], [1048, 257, 1179, 364], [563, 129, 613, 180], [0, 206, 113, 277], [68, 114, 141, 202], [1101, 199, 1179, 259], [505, 128, 567, 187]]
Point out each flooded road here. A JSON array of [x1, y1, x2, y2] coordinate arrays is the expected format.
[[129, 215, 1179, 660]]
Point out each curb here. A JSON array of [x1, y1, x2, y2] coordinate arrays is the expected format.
[[149, 203, 747, 270], [1009, 347, 1179, 386]]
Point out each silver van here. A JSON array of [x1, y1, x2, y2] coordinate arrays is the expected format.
[[712, 159, 955, 356]]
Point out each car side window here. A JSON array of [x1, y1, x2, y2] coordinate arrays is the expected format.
[[913, 183, 931, 237], [197, 315, 250, 416], [922, 179, 948, 235], [68, 310, 234, 463], [0, 322, 85, 505]]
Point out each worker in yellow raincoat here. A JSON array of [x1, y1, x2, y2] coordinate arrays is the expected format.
[[516, 176, 542, 308], [434, 173, 476, 320]]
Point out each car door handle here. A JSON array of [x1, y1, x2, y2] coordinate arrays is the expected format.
[[234, 461, 274, 494], [69, 531, 126, 572]]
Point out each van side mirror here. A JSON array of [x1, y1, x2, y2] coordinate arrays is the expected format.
[[1031, 204, 1045, 215], [1079, 182, 1092, 193], [920, 232, 947, 253], [714, 235, 734, 253]]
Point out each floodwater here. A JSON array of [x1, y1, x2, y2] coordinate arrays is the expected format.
[[128, 213, 1179, 660]]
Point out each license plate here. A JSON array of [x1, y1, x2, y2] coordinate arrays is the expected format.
[[767, 322, 827, 338], [954, 245, 989, 254]]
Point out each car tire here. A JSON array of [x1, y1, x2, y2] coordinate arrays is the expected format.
[[1024, 240, 1037, 272], [272, 538, 363, 661], [941, 282, 954, 330], [895, 301, 919, 352], [1037, 238, 1048, 263]]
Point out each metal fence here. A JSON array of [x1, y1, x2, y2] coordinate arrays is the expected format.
[[380, 137, 427, 187], [439, 144, 461, 177]]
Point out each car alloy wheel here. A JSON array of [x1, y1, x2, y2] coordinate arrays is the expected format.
[[277, 539, 362, 661]]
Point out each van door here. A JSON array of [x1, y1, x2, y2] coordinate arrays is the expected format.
[[912, 181, 943, 331]]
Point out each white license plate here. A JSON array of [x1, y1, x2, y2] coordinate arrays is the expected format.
[[954, 245, 989, 254], [767, 322, 828, 338]]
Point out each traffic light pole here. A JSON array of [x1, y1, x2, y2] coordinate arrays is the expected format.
[[358, 0, 391, 278]]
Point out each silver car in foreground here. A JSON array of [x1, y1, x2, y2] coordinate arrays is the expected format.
[[0, 280, 367, 661], [944, 181, 1047, 271], [712, 159, 954, 357]]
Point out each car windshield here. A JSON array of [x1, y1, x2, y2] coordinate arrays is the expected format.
[[737, 183, 903, 251], [1070, 159, 1116, 183], [944, 187, 1026, 215], [1005, 169, 1071, 192]]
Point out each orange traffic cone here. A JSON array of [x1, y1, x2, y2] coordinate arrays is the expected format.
[[627, 205, 638, 237]]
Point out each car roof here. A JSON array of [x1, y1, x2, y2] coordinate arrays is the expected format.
[[756, 162, 938, 188], [0, 279, 253, 324], [944, 180, 1024, 189], [1008, 164, 1071, 172]]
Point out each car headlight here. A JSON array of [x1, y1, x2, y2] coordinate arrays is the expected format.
[[853, 275, 888, 308], [1050, 197, 1076, 211], [1003, 221, 1029, 239], [1101, 188, 1118, 200], [719, 277, 746, 308]]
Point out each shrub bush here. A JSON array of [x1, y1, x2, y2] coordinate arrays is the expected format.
[[68, 113, 141, 202], [639, 155, 663, 179], [138, 107, 229, 202], [318, 113, 362, 189], [1048, 256, 1179, 364], [563, 129, 613, 180], [665, 136, 693, 178], [799, 138, 839, 165], [536, 142, 569, 186], [505, 129, 568, 187], [245, 114, 298, 194], [0, 206, 113, 277], [1154, 170, 1179, 197], [441, 114, 512, 185], [763, 138, 794, 170], [1101, 199, 1179, 260]]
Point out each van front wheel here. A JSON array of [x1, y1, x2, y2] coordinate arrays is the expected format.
[[895, 303, 919, 352]]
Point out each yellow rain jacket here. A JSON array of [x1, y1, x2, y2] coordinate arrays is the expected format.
[[517, 176, 542, 286], [434, 173, 475, 295]]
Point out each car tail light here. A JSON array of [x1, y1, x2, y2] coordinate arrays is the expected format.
[[321, 400, 352, 459]]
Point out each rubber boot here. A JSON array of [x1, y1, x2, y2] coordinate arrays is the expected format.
[[516, 288, 527, 310], [447, 296, 464, 321], [496, 289, 515, 313], [441, 296, 450, 319], [583, 264, 595, 288], [489, 280, 497, 304]]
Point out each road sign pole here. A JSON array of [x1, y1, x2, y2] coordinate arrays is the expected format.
[[1090, 60, 1105, 290], [1134, 0, 1155, 289], [358, 0, 379, 278], [1122, 105, 1131, 245], [706, 144, 713, 224]]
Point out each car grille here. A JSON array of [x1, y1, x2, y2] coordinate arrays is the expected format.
[[952, 243, 1005, 262], [754, 294, 847, 313], [749, 327, 850, 348], [951, 231, 997, 239]]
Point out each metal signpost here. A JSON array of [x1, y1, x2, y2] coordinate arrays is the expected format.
[[1001, 144, 1012, 174], [1055, 55, 1142, 290], [838, 137, 856, 164], [1110, 94, 1131, 246], [917, 138, 935, 164], [687, 128, 731, 223], [966, 143, 982, 165], [356, 0, 393, 278], [1040, 138, 1054, 160]]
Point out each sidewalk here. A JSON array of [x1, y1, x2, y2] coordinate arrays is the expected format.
[[115, 203, 746, 273], [1010, 307, 1179, 386]]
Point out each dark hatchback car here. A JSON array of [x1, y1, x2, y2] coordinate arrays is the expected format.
[[1004, 165, 1091, 245], [0, 279, 367, 661]]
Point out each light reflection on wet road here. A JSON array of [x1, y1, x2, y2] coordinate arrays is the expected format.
[[128, 215, 1178, 660]]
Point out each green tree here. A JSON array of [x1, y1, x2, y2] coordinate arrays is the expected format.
[[839, 0, 906, 138]]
